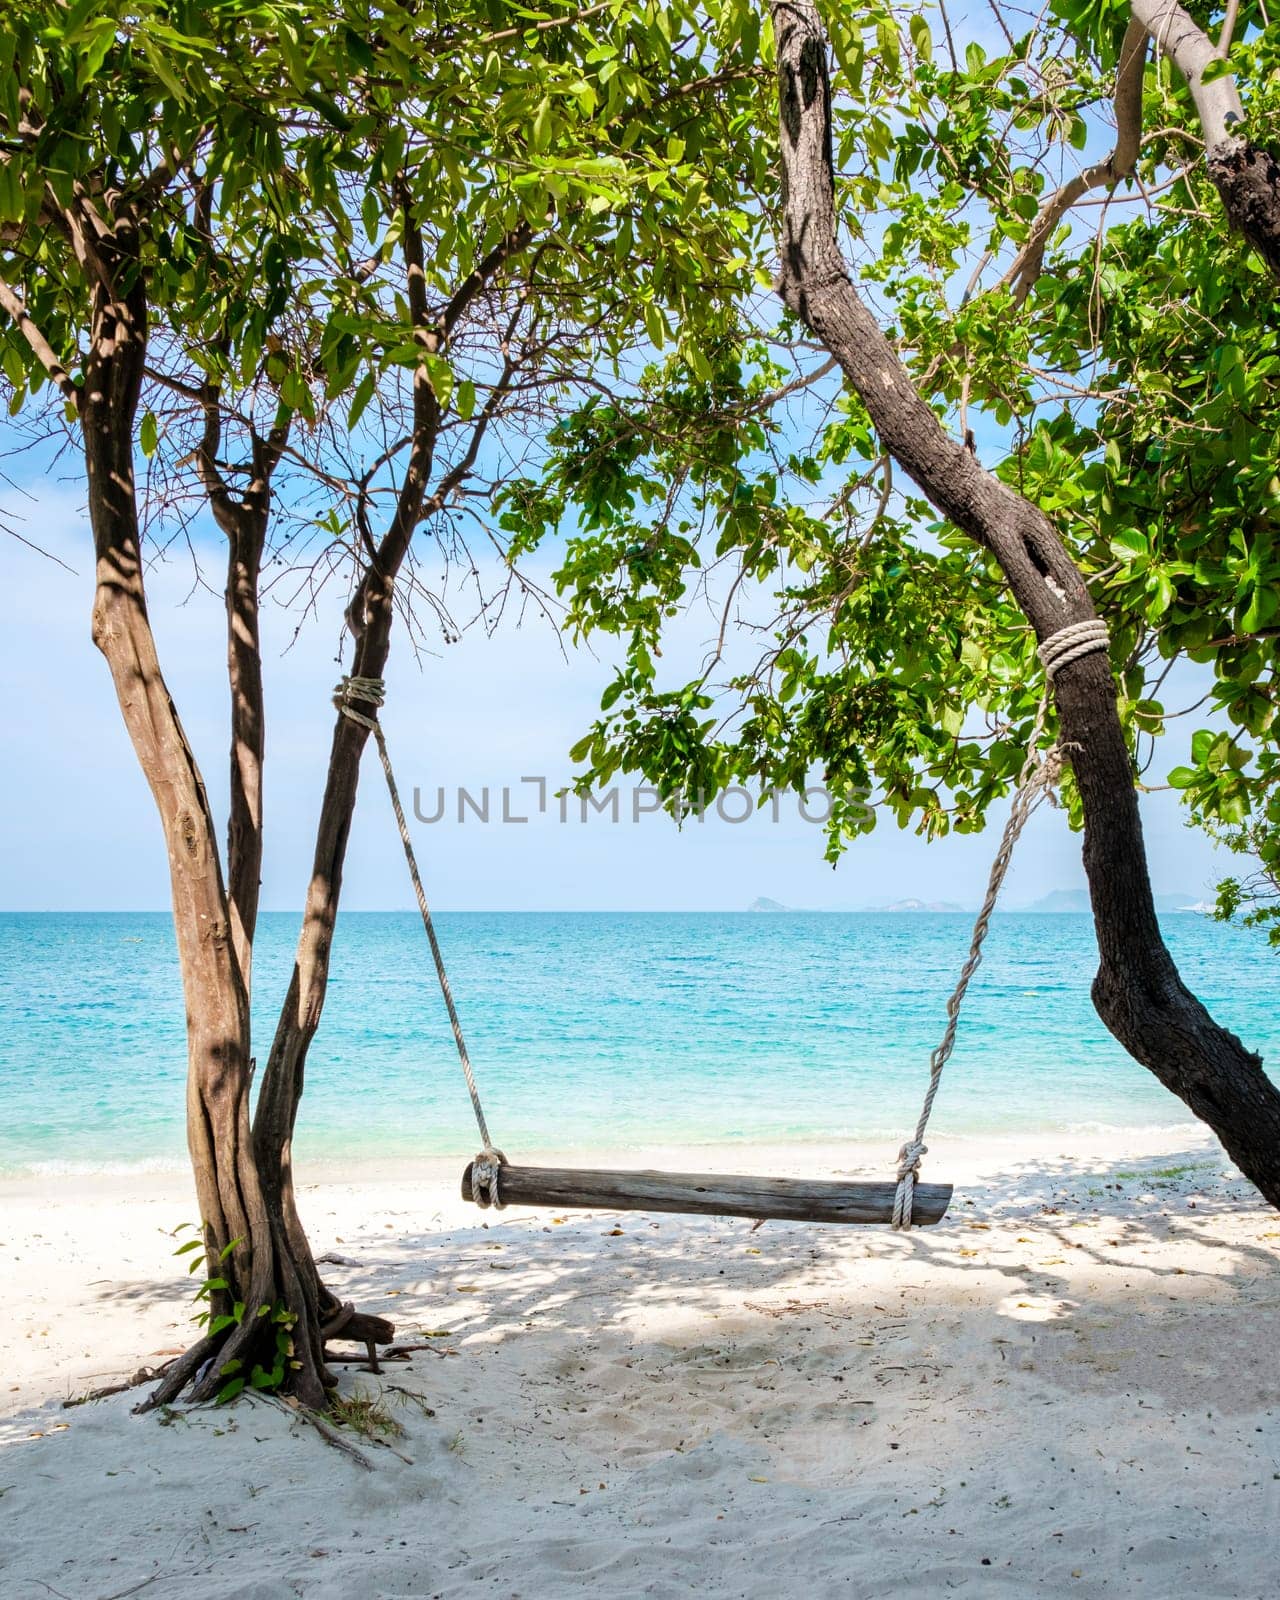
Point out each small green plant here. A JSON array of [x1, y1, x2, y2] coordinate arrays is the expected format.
[[173, 1224, 299, 1402], [330, 1391, 406, 1442], [213, 1304, 300, 1403]]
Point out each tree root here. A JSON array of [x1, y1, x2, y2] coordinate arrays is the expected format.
[[321, 1303, 395, 1375], [132, 1302, 395, 1411], [281, 1399, 373, 1469], [134, 1334, 221, 1413], [64, 1366, 164, 1408]]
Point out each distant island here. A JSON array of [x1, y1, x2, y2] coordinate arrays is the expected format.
[[872, 897, 967, 914], [747, 889, 1207, 914], [1020, 888, 1203, 914]]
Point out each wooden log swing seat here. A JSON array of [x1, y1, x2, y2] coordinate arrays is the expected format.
[[461, 1160, 953, 1227], [335, 622, 1108, 1233]]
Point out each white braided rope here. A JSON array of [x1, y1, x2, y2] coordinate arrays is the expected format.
[[891, 618, 1110, 1229], [1038, 619, 1110, 682], [334, 675, 506, 1209]]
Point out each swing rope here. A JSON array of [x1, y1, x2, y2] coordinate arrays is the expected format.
[[891, 618, 1111, 1229], [334, 675, 507, 1208], [335, 615, 1109, 1232]]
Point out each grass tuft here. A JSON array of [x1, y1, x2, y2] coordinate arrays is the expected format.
[[329, 1391, 406, 1442]]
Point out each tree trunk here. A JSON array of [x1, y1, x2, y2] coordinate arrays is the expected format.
[[196, 391, 276, 993], [249, 217, 529, 1336], [252, 570, 415, 1342], [770, 0, 1280, 1205], [74, 215, 372, 1408]]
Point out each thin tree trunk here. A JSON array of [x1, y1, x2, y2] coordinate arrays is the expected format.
[[771, 0, 1280, 1205], [252, 221, 532, 1334], [196, 389, 281, 992], [251, 607, 399, 1342]]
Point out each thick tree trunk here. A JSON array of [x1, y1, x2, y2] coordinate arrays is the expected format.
[[770, 0, 1280, 1205], [73, 216, 371, 1408], [1206, 139, 1280, 284], [76, 237, 299, 1401]]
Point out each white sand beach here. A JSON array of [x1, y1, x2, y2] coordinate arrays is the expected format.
[[3, 1124, 1279, 1598]]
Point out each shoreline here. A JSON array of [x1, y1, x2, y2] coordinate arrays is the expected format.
[[0, 1118, 1211, 1203]]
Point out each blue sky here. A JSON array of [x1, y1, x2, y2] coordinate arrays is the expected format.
[[0, 465, 1232, 914]]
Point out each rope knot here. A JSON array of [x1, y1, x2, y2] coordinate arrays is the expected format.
[[893, 1141, 928, 1232], [334, 675, 386, 729], [1039, 745, 1065, 788], [896, 1140, 927, 1182], [471, 1148, 508, 1210]]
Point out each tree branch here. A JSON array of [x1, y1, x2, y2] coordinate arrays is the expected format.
[[0, 275, 79, 407], [770, 0, 1280, 1206], [436, 221, 536, 349], [1129, 0, 1280, 280], [1005, 20, 1148, 304], [1131, 0, 1243, 148]]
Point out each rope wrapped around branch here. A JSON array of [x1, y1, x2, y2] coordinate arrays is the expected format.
[[334, 674, 507, 1209], [891, 618, 1111, 1229]]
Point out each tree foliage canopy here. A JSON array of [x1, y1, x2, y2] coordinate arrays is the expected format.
[[3, 0, 770, 605], [492, 0, 1280, 882]]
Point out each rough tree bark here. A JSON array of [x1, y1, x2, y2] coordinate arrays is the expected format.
[[770, 0, 1280, 1205], [53, 203, 328, 1403], [1130, 0, 1280, 284]]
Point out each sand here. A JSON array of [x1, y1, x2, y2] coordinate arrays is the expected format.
[[3, 1124, 1279, 1598]]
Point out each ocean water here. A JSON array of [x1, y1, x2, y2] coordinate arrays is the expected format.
[[0, 911, 1274, 1178]]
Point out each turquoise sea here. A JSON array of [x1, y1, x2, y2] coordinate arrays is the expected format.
[[0, 911, 1274, 1177]]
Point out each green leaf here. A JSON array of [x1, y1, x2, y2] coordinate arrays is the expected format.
[[532, 98, 553, 153], [360, 190, 380, 244], [908, 14, 932, 61], [347, 372, 376, 431], [424, 355, 453, 407]]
